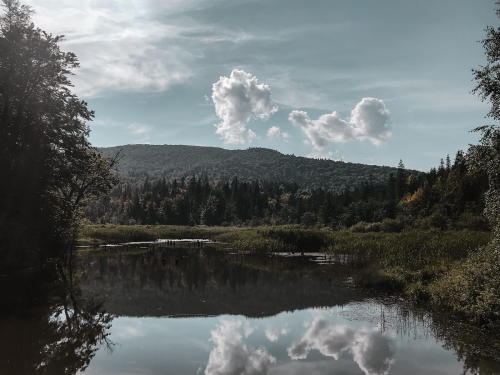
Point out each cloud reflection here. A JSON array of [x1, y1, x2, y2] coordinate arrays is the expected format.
[[205, 320, 276, 375], [264, 328, 288, 343], [287, 318, 395, 375]]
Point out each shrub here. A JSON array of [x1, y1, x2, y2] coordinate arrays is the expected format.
[[380, 218, 404, 232], [429, 241, 500, 328]]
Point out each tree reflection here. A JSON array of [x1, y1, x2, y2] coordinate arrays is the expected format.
[[0, 272, 113, 375]]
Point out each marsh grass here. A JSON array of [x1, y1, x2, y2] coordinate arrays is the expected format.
[[79, 225, 490, 289], [325, 230, 490, 269], [79, 224, 495, 328], [79, 224, 239, 245]]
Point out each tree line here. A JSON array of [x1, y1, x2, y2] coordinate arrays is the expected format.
[[85, 152, 488, 231]]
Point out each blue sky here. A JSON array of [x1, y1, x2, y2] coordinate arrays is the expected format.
[[28, 0, 498, 170]]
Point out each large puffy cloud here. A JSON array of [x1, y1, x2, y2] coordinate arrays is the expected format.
[[350, 98, 392, 145], [289, 97, 391, 150], [205, 320, 276, 375], [287, 318, 395, 375], [212, 69, 277, 144]]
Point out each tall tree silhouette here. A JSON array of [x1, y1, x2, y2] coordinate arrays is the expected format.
[[0, 0, 116, 269]]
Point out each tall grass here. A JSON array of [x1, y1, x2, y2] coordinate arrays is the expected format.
[[324, 230, 490, 270], [79, 224, 243, 245]]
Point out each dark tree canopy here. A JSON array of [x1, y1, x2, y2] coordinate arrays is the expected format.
[[0, 0, 116, 269], [469, 2, 500, 236]]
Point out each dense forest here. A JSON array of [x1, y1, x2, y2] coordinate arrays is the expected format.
[[85, 151, 488, 230], [99, 144, 401, 191]]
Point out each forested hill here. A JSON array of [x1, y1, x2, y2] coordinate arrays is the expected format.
[[99, 144, 401, 191]]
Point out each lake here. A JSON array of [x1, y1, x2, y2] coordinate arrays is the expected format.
[[1, 246, 498, 374]]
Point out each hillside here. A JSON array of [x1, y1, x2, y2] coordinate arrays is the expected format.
[[100, 144, 401, 191]]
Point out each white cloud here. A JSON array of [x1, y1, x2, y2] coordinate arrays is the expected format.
[[350, 98, 392, 145], [267, 126, 290, 140], [287, 318, 395, 375], [287, 319, 355, 360], [27, 0, 270, 98], [25, 0, 199, 97], [289, 97, 391, 151], [264, 327, 288, 343], [128, 123, 151, 137], [205, 320, 276, 375], [352, 330, 395, 375], [212, 69, 277, 144]]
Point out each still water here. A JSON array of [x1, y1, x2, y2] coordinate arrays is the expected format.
[[1, 246, 498, 374]]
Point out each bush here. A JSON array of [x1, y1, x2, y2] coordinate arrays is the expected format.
[[380, 218, 404, 232], [430, 212, 449, 230], [456, 213, 489, 231], [429, 241, 500, 328], [350, 221, 382, 232]]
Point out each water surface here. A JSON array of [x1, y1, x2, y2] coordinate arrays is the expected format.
[[1, 247, 498, 374]]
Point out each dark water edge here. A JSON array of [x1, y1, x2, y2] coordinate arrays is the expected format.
[[0, 246, 499, 375]]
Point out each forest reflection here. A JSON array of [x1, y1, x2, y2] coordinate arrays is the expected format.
[[0, 272, 113, 375], [77, 247, 369, 317], [1, 247, 498, 375], [76, 247, 500, 374]]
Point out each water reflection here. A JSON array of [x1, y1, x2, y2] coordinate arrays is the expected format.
[[0, 272, 113, 375], [205, 320, 276, 375], [77, 247, 368, 317], [77, 248, 499, 375], [288, 317, 395, 375], [203, 315, 396, 375], [1, 247, 499, 375]]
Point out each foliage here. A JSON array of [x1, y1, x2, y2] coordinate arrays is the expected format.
[[84, 151, 488, 232], [0, 0, 116, 269], [99, 144, 400, 191], [429, 241, 500, 330], [423, 4, 500, 332]]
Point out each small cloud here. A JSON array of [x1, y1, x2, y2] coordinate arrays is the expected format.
[[128, 123, 151, 136], [289, 97, 391, 152], [212, 69, 277, 144], [267, 126, 290, 140], [127, 123, 152, 142], [264, 327, 289, 343], [247, 129, 257, 142]]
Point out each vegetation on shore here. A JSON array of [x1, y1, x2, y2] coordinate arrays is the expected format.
[[79, 224, 492, 316]]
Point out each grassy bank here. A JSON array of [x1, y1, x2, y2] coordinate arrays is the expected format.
[[80, 224, 489, 258]]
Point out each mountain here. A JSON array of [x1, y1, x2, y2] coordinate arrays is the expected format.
[[99, 144, 401, 191]]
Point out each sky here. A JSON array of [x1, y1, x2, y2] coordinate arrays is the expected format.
[[25, 0, 499, 170]]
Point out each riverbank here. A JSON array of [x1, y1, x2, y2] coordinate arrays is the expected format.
[[79, 224, 495, 329]]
